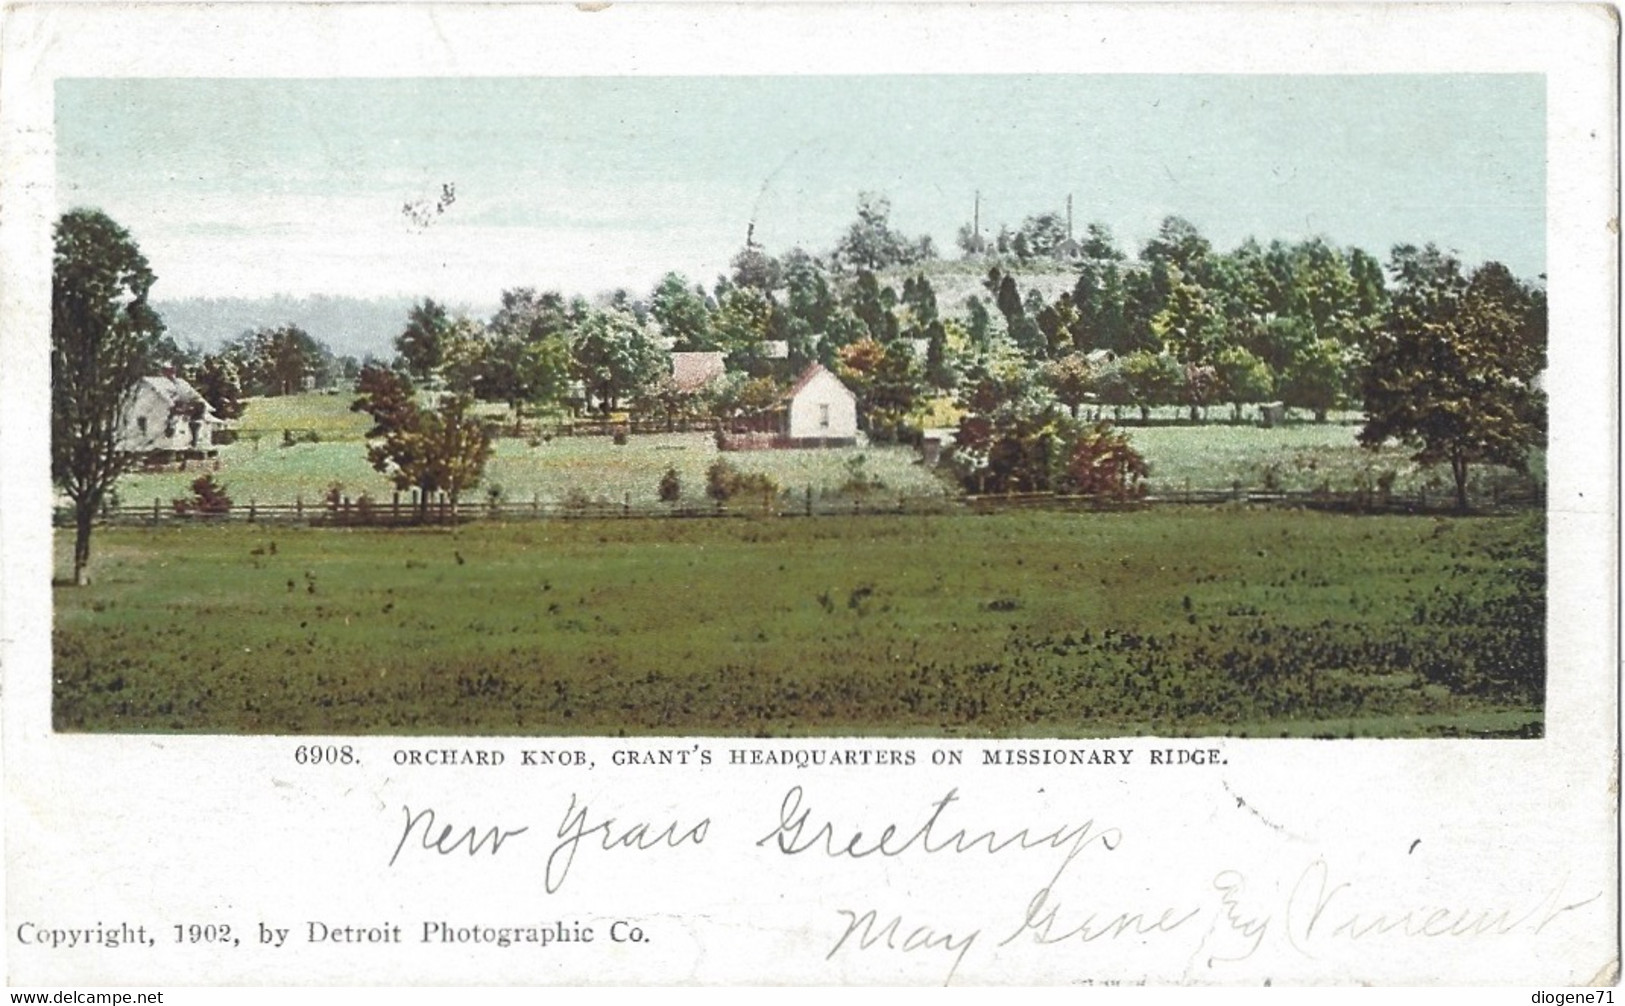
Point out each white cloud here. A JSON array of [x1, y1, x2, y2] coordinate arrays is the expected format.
[[76, 187, 745, 301]]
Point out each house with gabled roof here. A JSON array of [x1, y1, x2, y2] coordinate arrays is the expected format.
[[116, 369, 224, 458], [782, 362, 857, 445]]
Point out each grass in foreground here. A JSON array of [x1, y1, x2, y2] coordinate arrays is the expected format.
[[53, 508, 1543, 737]]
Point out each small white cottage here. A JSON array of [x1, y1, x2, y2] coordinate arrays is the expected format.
[[782, 363, 858, 445], [116, 370, 223, 458]]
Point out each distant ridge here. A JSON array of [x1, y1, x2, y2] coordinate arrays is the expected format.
[[153, 294, 495, 359]]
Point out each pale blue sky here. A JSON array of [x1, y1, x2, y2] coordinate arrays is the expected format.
[[57, 75, 1545, 301]]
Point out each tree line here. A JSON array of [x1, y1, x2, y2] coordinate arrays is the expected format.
[[314, 196, 1544, 512], [159, 194, 1545, 473], [53, 198, 1546, 581]]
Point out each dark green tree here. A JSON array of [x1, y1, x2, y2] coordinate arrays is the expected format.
[[847, 270, 899, 343], [730, 242, 782, 292], [483, 289, 575, 416], [1359, 247, 1547, 511], [1279, 338, 1347, 422], [188, 354, 245, 421], [396, 299, 453, 383], [650, 273, 714, 351], [964, 296, 994, 351], [52, 209, 167, 585], [352, 366, 494, 520]]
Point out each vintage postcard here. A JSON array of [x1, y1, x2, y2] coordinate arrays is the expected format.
[[2, 1, 1617, 991]]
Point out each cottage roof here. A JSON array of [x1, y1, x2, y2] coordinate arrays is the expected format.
[[134, 374, 223, 422], [782, 362, 855, 403], [138, 374, 205, 406], [670, 351, 727, 392]]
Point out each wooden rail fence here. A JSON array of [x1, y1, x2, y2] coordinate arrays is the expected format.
[[59, 482, 1544, 528]]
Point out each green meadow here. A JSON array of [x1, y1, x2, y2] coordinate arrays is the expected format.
[[53, 508, 1544, 737], [107, 393, 1542, 509]]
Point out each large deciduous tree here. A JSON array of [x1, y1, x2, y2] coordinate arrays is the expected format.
[[1213, 345, 1274, 422], [837, 337, 924, 442], [351, 365, 494, 520], [52, 209, 166, 585], [649, 273, 713, 351], [570, 306, 662, 413], [1359, 246, 1547, 511], [483, 288, 575, 417]]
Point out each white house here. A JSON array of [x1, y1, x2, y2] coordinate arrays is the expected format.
[[782, 363, 858, 444], [116, 371, 223, 457]]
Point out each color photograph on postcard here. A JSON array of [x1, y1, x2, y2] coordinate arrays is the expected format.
[[50, 74, 1548, 738]]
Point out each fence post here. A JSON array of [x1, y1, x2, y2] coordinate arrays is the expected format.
[[296, 494, 303, 518], [623, 491, 631, 518], [248, 499, 257, 523], [806, 485, 813, 517], [532, 492, 539, 514], [153, 497, 160, 524]]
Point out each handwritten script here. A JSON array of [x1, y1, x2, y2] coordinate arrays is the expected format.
[[384, 786, 1600, 983]]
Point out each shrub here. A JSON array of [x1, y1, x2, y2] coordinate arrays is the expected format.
[[948, 413, 1072, 494], [612, 429, 629, 446], [1061, 423, 1148, 500], [706, 459, 779, 503], [706, 460, 736, 501], [172, 474, 232, 515], [839, 454, 885, 497], [658, 467, 682, 503]]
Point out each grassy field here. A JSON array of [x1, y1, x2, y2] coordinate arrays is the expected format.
[[114, 432, 949, 509], [1125, 423, 1541, 499], [231, 390, 374, 441], [113, 397, 1538, 509], [53, 508, 1544, 737]]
